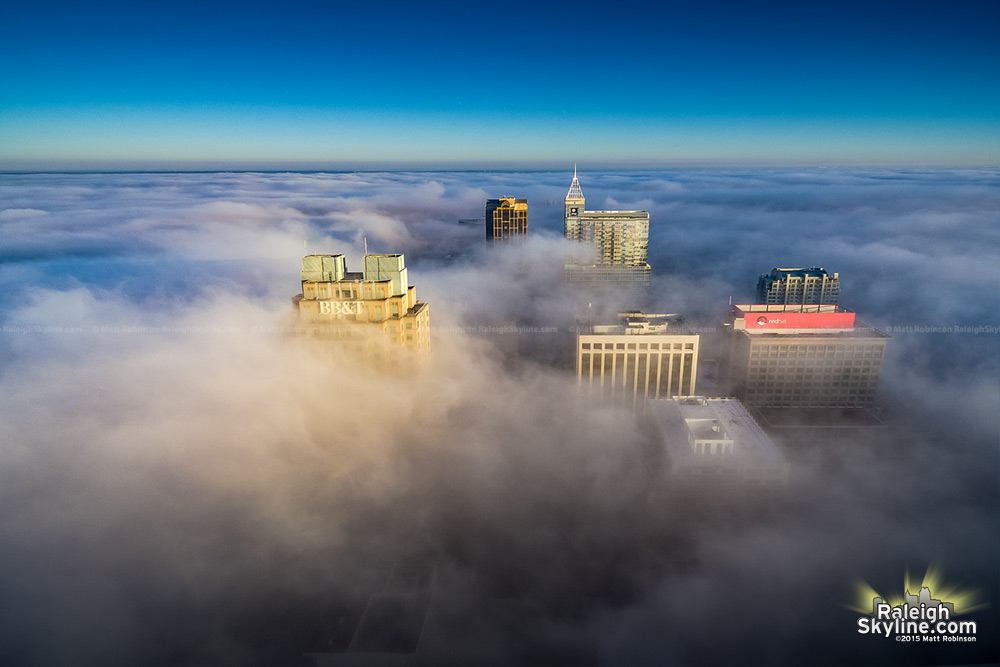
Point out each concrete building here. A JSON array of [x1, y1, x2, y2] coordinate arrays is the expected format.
[[577, 312, 698, 404], [485, 197, 528, 241], [756, 267, 840, 305], [564, 264, 652, 292], [753, 406, 886, 445], [292, 253, 430, 356], [564, 168, 651, 291], [650, 397, 789, 487], [728, 304, 887, 408]]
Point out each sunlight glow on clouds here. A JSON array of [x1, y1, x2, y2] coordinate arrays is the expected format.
[[0, 168, 997, 665]]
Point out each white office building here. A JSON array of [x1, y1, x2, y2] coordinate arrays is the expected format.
[[650, 397, 790, 487], [577, 312, 698, 404]]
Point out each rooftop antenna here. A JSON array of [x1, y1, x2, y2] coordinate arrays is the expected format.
[[364, 235, 368, 256], [574, 163, 577, 179], [303, 239, 307, 255]]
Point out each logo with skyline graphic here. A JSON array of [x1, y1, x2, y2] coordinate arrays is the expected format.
[[853, 567, 983, 643]]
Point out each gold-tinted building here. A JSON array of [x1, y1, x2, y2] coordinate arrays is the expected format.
[[485, 197, 528, 241], [292, 253, 429, 355]]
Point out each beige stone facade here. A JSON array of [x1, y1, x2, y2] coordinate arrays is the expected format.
[[577, 313, 698, 404], [292, 253, 430, 356]]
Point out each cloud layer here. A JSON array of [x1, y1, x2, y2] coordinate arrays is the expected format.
[[0, 169, 997, 665]]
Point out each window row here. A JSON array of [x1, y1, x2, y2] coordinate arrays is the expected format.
[[582, 342, 695, 350]]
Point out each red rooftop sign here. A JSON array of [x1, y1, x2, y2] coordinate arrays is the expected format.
[[741, 310, 855, 330]]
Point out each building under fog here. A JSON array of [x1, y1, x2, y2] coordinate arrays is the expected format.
[[650, 396, 789, 487], [292, 253, 430, 356], [752, 405, 887, 444], [728, 304, 887, 408], [305, 561, 435, 666], [756, 267, 840, 305], [564, 168, 651, 291], [485, 197, 528, 241], [577, 312, 698, 404]]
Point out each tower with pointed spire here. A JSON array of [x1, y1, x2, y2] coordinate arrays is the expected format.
[[563, 167, 651, 293], [564, 164, 585, 238]]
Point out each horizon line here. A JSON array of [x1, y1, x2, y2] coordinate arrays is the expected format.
[[3, 159, 999, 174]]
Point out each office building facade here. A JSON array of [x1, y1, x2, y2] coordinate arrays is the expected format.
[[564, 169, 651, 291], [756, 267, 840, 305], [485, 197, 528, 241], [564, 263, 652, 291], [728, 304, 887, 408], [577, 312, 698, 404], [293, 253, 430, 354]]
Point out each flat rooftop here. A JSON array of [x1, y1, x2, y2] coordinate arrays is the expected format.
[[734, 304, 848, 313], [755, 407, 886, 429], [764, 267, 835, 277], [586, 311, 691, 335], [735, 325, 889, 339], [650, 397, 789, 479]]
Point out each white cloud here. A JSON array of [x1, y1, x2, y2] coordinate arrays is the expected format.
[[0, 168, 996, 665]]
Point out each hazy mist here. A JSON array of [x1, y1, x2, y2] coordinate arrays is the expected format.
[[0, 169, 997, 665]]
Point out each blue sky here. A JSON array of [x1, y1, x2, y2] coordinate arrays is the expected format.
[[1, 0, 998, 167]]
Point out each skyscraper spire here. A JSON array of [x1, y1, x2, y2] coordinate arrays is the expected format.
[[566, 165, 584, 200]]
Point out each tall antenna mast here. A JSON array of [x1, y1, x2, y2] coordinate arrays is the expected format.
[[364, 235, 368, 256]]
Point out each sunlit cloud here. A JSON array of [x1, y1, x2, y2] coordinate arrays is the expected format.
[[0, 168, 996, 665]]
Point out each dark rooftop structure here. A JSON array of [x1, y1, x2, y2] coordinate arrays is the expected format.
[[756, 267, 840, 305]]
